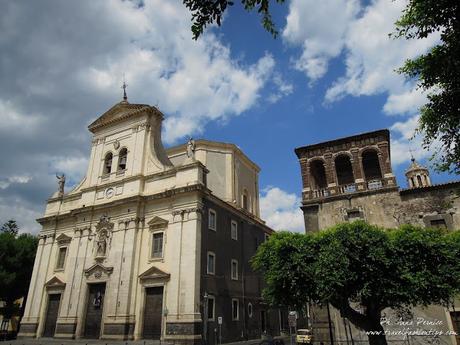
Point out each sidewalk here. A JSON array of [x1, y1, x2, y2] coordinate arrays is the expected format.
[[2, 336, 290, 345]]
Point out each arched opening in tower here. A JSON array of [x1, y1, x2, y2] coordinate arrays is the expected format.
[[310, 160, 327, 190], [362, 150, 382, 181], [335, 155, 354, 185]]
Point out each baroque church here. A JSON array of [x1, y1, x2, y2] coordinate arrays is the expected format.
[[295, 129, 460, 345], [19, 92, 287, 343]]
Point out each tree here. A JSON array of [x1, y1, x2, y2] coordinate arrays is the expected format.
[[252, 221, 460, 345], [1, 219, 19, 236], [0, 224, 38, 319], [394, 0, 460, 174], [183, 0, 285, 40]]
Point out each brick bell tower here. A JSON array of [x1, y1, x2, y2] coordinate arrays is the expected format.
[[294, 129, 398, 232]]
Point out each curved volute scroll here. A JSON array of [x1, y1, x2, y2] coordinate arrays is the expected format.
[[145, 107, 174, 174]]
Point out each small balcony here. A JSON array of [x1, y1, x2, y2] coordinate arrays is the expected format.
[[305, 178, 388, 202], [313, 188, 330, 198], [339, 183, 357, 194], [367, 179, 384, 190]]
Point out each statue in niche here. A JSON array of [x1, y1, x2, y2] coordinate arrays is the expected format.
[[56, 173, 65, 196], [96, 229, 108, 257], [94, 215, 113, 258], [186, 137, 196, 159]]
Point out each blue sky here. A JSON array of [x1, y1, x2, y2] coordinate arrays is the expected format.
[[0, 0, 455, 233]]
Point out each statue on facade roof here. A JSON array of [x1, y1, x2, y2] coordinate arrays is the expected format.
[[186, 137, 196, 160], [56, 173, 65, 196]]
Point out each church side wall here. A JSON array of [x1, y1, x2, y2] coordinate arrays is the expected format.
[[200, 197, 287, 344], [304, 184, 460, 345]]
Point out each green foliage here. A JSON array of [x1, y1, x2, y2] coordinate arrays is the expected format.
[[183, 0, 285, 40], [394, 0, 460, 173], [1, 219, 19, 236], [0, 224, 38, 319], [253, 221, 460, 344]]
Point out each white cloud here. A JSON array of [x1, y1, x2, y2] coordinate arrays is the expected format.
[[324, 0, 438, 104], [50, 156, 89, 185], [268, 73, 294, 104], [0, 100, 43, 133], [389, 115, 438, 166], [0, 197, 42, 234], [0, 175, 32, 190], [0, 0, 281, 233], [283, 0, 360, 82], [383, 88, 427, 116], [260, 187, 304, 232]]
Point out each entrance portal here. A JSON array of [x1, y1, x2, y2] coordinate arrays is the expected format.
[[143, 286, 164, 339], [84, 283, 106, 338], [43, 294, 61, 337]]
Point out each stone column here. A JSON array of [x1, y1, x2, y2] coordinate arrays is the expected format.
[[18, 236, 46, 338], [164, 207, 203, 345], [324, 153, 337, 195], [54, 229, 83, 339], [350, 148, 365, 190], [102, 217, 138, 340], [377, 142, 397, 186]]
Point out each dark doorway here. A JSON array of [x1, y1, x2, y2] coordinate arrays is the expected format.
[[261, 310, 266, 334], [335, 155, 354, 185], [43, 294, 61, 337], [143, 286, 164, 339], [362, 150, 382, 180], [84, 283, 106, 339]]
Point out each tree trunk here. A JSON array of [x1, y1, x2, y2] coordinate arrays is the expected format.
[[366, 316, 388, 345], [332, 300, 388, 345]]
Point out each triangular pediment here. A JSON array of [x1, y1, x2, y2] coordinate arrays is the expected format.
[[84, 263, 114, 277], [45, 276, 66, 288], [147, 216, 169, 229], [56, 233, 72, 244], [139, 266, 170, 281], [88, 101, 157, 132]]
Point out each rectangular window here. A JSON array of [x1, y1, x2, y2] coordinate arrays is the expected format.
[[232, 299, 239, 320], [231, 259, 238, 280], [207, 252, 215, 275], [56, 247, 67, 270], [209, 209, 217, 231], [207, 296, 215, 320], [430, 219, 447, 229], [152, 232, 164, 258], [264, 233, 270, 242], [231, 220, 238, 240], [348, 210, 362, 220]]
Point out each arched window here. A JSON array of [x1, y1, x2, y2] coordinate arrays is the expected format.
[[335, 155, 354, 185], [410, 177, 415, 188], [310, 160, 327, 189], [118, 148, 128, 171], [362, 150, 382, 180], [103, 152, 113, 175], [417, 175, 423, 187]]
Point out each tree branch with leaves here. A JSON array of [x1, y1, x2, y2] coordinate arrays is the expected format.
[[183, 0, 285, 40], [252, 221, 460, 345]]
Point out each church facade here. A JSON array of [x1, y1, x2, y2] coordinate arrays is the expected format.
[[295, 129, 460, 345], [19, 98, 286, 343]]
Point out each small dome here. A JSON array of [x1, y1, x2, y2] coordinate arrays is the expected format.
[[405, 157, 431, 188]]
